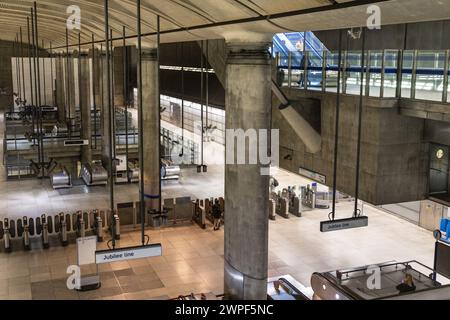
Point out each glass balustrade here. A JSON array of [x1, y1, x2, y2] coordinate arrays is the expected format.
[[276, 48, 450, 104]]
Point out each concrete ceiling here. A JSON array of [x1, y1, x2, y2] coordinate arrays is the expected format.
[[0, 0, 449, 51]]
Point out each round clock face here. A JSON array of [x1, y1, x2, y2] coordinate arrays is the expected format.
[[436, 149, 445, 159]]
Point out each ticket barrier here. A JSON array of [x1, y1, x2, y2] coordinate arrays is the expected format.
[[23, 216, 30, 251], [76, 211, 85, 238], [269, 199, 276, 220], [301, 185, 316, 210], [92, 211, 103, 242], [193, 200, 206, 229], [110, 211, 120, 240], [289, 196, 301, 217], [314, 192, 330, 209], [41, 214, 49, 249], [3, 218, 11, 253], [59, 213, 68, 246], [275, 193, 289, 219]]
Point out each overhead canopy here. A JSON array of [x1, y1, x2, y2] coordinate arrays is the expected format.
[[1, 0, 450, 50]]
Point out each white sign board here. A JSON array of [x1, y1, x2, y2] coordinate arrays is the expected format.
[[95, 244, 162, 264], [77, 236, 97, 266], [320, 217, 368, 232]]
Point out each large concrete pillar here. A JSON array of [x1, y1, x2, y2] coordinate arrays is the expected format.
[[66, 53, 76, 119], [140, 47, 160, 212], [79, 51, 92, 164], [91, 48, 102, 113], [224, 37, 272, 300], [113, 47, 125, 107]]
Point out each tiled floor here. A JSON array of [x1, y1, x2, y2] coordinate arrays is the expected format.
[[0, 198, 438, 300]]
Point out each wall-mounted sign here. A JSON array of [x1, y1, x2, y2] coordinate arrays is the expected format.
[[95, 244, 162, 264], [320, 216, 368, 233], [299, 167, 326, 184]]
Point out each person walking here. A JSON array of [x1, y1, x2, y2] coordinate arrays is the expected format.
[[212, 199, 222, 231]]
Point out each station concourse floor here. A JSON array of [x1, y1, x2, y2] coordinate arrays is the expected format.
[[0, 111, 437, 300], [0, 183, 436, 300]]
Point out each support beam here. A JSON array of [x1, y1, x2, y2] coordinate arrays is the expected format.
[[224, 39, 271, 300]]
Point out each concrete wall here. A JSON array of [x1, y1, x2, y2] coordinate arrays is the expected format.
[[273, 89, 427, 205]]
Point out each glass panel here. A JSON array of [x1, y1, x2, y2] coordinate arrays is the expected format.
[[325, 52, 341, 93], [289, 51, 303, 89], [401, 50, 414, 98], [345, 51, 364, 95], [276, 53, 289, 87], [383, 50, 398, 98], [415, 50, 445, 102], [307, 50, 324, 91], [368, 51, 382, 97]]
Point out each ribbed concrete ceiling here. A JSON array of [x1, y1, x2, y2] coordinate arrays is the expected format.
[[0, 0, 449, 50]]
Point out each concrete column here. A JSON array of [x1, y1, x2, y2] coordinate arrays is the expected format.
[[67, 53, 76, 119], [224, 38, 272, 300], [140, 47, 160, 212], [114, 47, 125, 107], [79, 52, 92, 164], [91, 49, 102, 111]]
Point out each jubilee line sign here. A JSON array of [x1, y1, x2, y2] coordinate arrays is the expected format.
[[95, 244, 162, 264], [320, 216, 369, 232]]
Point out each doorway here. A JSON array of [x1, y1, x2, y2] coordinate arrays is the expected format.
[[429, 143, 450, 197]]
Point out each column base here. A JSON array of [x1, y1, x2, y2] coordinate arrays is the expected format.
[[224, 259, 267, 300]]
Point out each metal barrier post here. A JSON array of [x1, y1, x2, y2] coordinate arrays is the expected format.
[[23, 216, 30, 251], [76, 211, 85, 238], [3, 219, 11, 253], [93, 210, 103, 242], [111, 210, 120, 240], [41, 214, 49, 249], [59, 213, 68, 246]]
